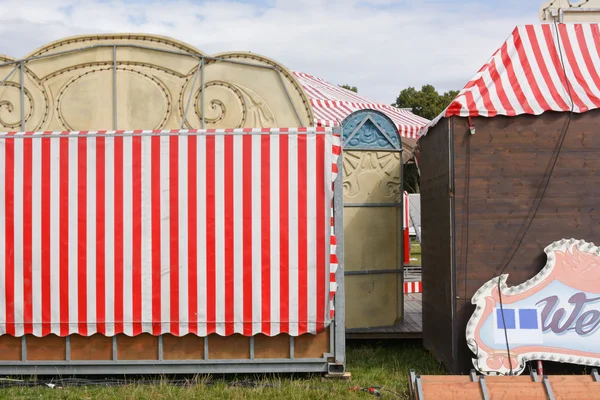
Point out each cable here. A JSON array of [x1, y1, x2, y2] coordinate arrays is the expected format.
[[461, 127, 472, 307], [492, 19, 574, 376]]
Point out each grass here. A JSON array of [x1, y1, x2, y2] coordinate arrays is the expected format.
[[0, 340, 443, 399], [408, 241, 422, 266]]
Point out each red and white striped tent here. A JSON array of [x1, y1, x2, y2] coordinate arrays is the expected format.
[[419, 23, 600, 137], [293, 71, 429, 141], [0, 127, 340, 338]]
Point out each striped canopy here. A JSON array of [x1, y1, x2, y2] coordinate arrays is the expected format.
[[293, 71, 429, 141], [419, 23, 600, 137]]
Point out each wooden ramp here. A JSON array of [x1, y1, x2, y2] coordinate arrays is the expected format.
[[346, 294, 422, 339], [408, 369, 600, 400]]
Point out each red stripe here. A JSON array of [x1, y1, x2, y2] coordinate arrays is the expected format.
[[77, 135, 88, 336], [188, 135, 198, 334], [542, 24, 586, 111], [297, 134, 308, 335], [132, 136, 142, 335], [5, 135, 15, 335], [59, 135, 69, 335], [95, 135, 106, 335], [486, 56, 514, 116], [260, 136, 271, 335], [169, 135, 180, 336], [279, 134, 290, 334], [316, 134, 325, 331], [224, 135, 234, 335], [23, 134, 32, 334], [151, 136, 161, 335], [41, 133, 51, 335], [114, 136, 124, 334], [560, 25, 600, 109], [206, 135, 216, 335], [242, 135, 253, 336]]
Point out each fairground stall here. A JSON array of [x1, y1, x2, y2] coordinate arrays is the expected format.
[[0, 34, 426, 375], [417, 22, 600, 375], [293, 72, 428, 338]]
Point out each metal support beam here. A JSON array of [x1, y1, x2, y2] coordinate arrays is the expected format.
[[592, 369, 600, 383], [182, 59, 202, 129], [415, 376, 425, 400], [158, 335, 164, 361], [113, 46, 117, 130], [249, 337, 255, 360], [204, 336, 209, 360], [290, 336, 295, 359], [21, 336, 26, 361], [66, 336, 71, 361], [543, 376, 555, 400], [19, 62, 25, 131], [112, 336, 118, 361], [479, 376, 490, 400], [200, 58, 205, 129], [333, 126, 346, 365]]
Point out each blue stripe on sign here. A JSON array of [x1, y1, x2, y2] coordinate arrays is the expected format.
[[496, 308, 516, 329], [519, 309, 538, 329]]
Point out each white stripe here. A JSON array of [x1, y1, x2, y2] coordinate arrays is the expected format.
[[270, 134, 280, 335], [50, 137, 60, 334], [0, 139, 5, 334], [122, 136, 133, 335], [31, 136, 42, 336], [178, 135, 189, 335], [104, 137, 115, 336], [307, 133, 317, 334], [582, 24, 600, 100], [13, 137, 23, 336], [233, 135, 244, 333], [197, 135, 207, 336], [288, 133, 299, 336], [215, 135, 226, 335], [251, 134, 262, 335], [87, 136, 97, 334], [160, 135, 170, 334], [67, 137, 78, 335], [141, 135, 153, 333]]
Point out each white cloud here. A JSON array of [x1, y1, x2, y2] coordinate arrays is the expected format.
[[0, 0, 537, 104]]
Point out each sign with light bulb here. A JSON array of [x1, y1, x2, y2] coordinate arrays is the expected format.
[[466, 239, 600, 375]]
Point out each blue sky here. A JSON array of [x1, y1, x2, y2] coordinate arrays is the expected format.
[[0, 0, 543, 103]]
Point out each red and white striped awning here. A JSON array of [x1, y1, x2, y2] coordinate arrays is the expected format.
[[293, 71, 429, 139], [0, 128, 339, 338], [419, 23, 600, 137]]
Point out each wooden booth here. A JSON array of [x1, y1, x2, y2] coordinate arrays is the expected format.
[[417, 23, 600, 373]]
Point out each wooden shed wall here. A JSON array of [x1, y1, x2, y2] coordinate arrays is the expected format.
[[428, 110, 600, 373], [418, 118, 455, 371]]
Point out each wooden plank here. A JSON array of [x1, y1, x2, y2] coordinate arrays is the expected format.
[[117, 333, 158, 360], [208, 334, 250, 360], [254, 334, 290, 359], [294, 329, 329, 358], [71, 334, 112, 361], [417, 117, 454, 372], [163, 334, 204, 360], [419, 381, 549, 400], [26, 334, 66, 361], [0, 335, 21, 361]]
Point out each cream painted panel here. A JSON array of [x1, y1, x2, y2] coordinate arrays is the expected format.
[[0, 34, 313, 132]]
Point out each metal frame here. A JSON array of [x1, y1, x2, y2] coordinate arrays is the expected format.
[[0, 127, 345, 375], [340, 110, 406, 330], [556, 7, 600, 23], [0, 42, 305, 131]]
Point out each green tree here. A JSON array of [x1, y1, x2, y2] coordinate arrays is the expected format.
[[338, 84, 358, 93], [393, 85, 459, 120]]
